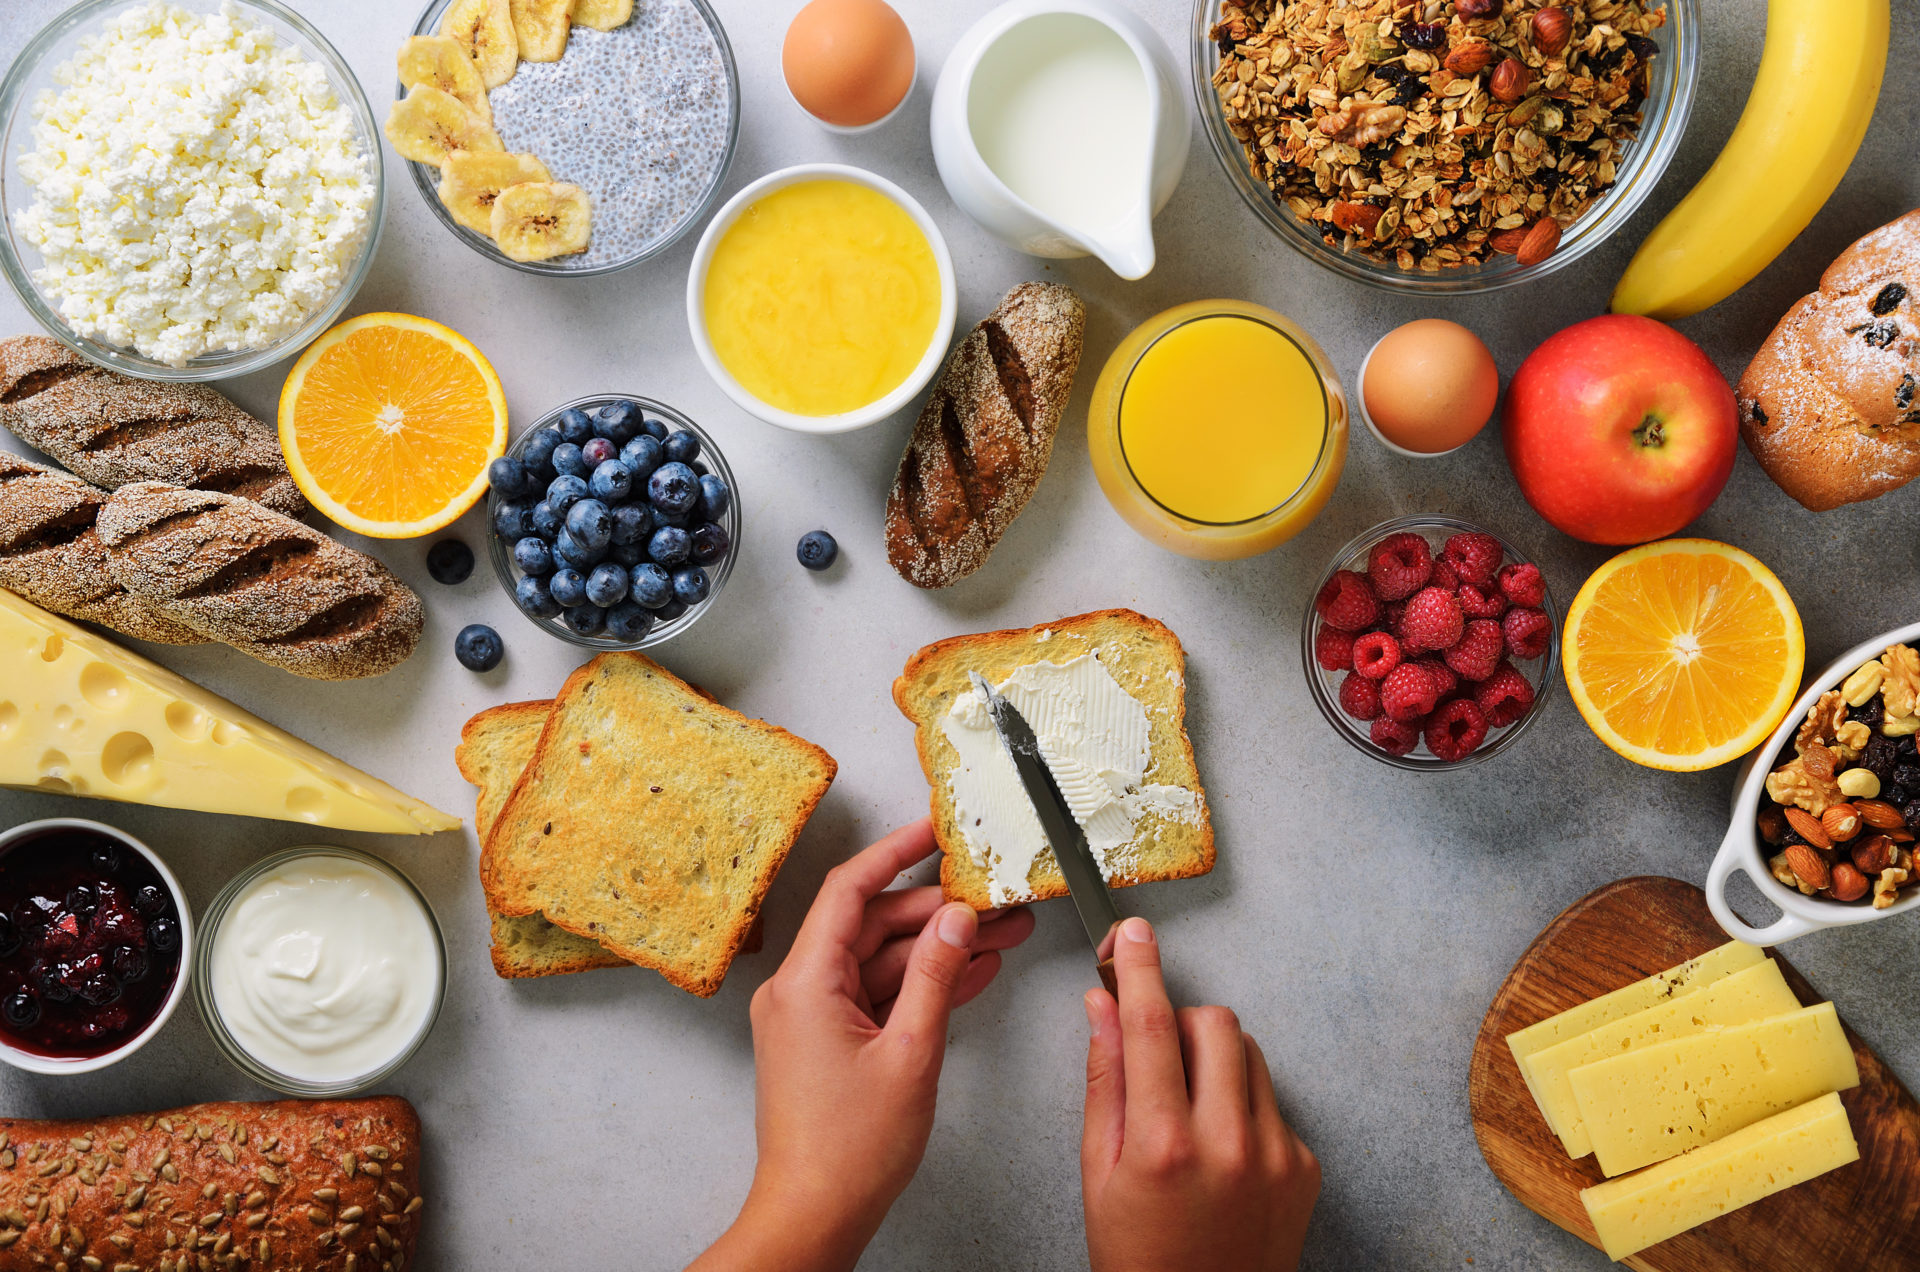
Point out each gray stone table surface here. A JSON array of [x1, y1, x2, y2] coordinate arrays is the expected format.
[[3, 0, 1919, 1267]]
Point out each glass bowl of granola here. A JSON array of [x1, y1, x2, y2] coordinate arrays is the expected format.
[[1194, 0, 1698, 293]]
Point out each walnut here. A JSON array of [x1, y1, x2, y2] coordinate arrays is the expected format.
[[1873, 867, 1910, 910], [1318, 101, 1407, 147], [1880, 644, 1920, 719], [1766, 760, 1842, 816], [1767, 851, 1800, 889], [1796, 691, 1849, 754]]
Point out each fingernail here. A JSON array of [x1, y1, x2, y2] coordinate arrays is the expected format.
[[1084, 991, 1102, 1036], [1120, 916, 1154, 945], [936, 904, 976, 949]]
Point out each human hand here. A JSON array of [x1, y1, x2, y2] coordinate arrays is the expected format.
[[690, 819, 1034, 1272], [1081, 917, 1320, 1272]]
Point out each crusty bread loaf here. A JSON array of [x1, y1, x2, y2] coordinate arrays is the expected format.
[[0, 334, 307, 517], [0, 1097, 422, 1271], [95, 482, 422, 680], [893, 609, 1214, 909], [1739, 209, 1920, 510], [0, 454, 202, 644], [484, 652, 836, 997], [886, 283, 1085, 588]]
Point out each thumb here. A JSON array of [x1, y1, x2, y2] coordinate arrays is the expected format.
[[1082, 988, 1125, 1182], [881, 902, 977, 1061]]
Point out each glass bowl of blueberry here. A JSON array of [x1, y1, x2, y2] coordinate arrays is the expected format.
[[0, 818, 191, 1075], [486, 393, 739, 649]]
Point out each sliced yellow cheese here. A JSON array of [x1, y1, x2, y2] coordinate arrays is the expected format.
[[1580, 1091, 1859, 1261], [1506, 942, 1767, 1121], [1525, 960, 1801, 1160], [1570, 1001, 1860, 1178], [0, 588, 458, 835]]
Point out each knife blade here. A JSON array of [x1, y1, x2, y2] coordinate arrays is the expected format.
[[968, 672, 1124, 994]]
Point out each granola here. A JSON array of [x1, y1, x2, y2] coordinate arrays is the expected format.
[[1208, 0, 1668, 271]]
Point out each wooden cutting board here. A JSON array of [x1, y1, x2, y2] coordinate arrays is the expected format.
[[1469, 876, 1920, 1270]]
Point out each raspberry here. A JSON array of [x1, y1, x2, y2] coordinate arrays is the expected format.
[[1415, 657, 1458, 700], [1456, 581, 1509, 620], [1366, 532, 1433, 601], [1315, 570, 1380, 632], [1425, 698, 1490, 762], [1443, 619, 1504, 682], [1338, 671, 1382, 721], [1383, 600, 1407, 635], [1502, 606, 1553, 660], [1429, 558, 1460, 592], [1475, 662, 1536, 728], [1399, 586, 1464, 653], [1370, 715, 1421, 757], [1441, 532, 1503, 586], [1497, 561, 1546, 608], [1314, 626, 1358, 672], [1380, 663, 1440, 722], [1352, 631, 1402, 679]]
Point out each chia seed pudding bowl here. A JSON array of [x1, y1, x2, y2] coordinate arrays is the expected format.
[[402, 0, 739, 276]]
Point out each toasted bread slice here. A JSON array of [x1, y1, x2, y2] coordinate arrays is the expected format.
[[893, 608, 1214, 909], [485, 652, 836, 996], [456, 700, 630, 980]]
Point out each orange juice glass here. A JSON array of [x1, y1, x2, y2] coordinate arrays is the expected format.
[[1089, 300, 1347, 559]]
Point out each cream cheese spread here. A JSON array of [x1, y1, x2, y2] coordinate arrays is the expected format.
[[942, 655, 1200, 906]]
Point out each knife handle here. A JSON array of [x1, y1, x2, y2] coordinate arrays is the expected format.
[[1096, 955, 1118, 998]]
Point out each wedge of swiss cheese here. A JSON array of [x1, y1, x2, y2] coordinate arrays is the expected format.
[[0, 588, 457, 834]]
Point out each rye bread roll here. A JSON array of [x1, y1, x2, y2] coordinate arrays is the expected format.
[[0, 454, 202, 644], [96, 483, 422, 680], [0, 1097, 423, 1271], [0, 335, 307, 518], [885, 283, 1085, 589]]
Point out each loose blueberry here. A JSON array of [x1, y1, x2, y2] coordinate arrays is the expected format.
[[488, 456, 531, 499], [610, 502, 653, 546], [522, 427, 563, 475], [585, 563, 629, 607], [549, 568, 589, 608], [553, 530, 602, 571], [491, 500, 533, 540], [427, 539, 474, 585], [148, 916, 179, 953], [134, 884, 168, 916], [672, 566, 710, 605], [515, 574, 562, 618], [609, 540, 648, 567], [605, 601, 654, 643], [619, 434, 663, 480], [656, 597, 689, 623], [588, 459, 633, 502], [455, 624, 504, 672], [530, 499, 564, 540], [662, 430, 701, 464], [630, 562, 672, 609], [642, 416, 669, 440], [595, 400, 645, 443], [563, 604, 606, 637], [556, 407, 595, 445], [690, 521, 731, 565], [566, 498, 614, 550], [551, 442, 590, 479], [2, 990, 38, 1030], [513, 536, 555, 575], [647, 525, 692, 568], [581, 437, 618, 467], [111, 945, 149, 984], [546, 473, 590, 515], [649, 462, 699, 516], [697, 474, 731, 520], [797, 530, 839, 571]]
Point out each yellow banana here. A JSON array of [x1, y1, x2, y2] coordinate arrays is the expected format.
[[1611, 0, 1888, 321]]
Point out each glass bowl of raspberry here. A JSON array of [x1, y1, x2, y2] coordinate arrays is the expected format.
[[1303, 515, 1560, 770]]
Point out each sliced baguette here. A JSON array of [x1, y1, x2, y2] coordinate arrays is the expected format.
[[893, 608, 1214, 909], [485, 652, 836, 996]]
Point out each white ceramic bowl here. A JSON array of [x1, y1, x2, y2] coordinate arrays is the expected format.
[[1707, 619, 1920, 944], [685, 163, 956, 434], [0, 818, 193, 1076]]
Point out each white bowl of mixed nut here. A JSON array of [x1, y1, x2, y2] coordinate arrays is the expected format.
[[1708, 620, 1920, 945], [1193, 0, 1698, 291]]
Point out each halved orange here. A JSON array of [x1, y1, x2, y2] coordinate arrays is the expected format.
[[279, 313, 509, 538], [1563, 539, 1804, 772]]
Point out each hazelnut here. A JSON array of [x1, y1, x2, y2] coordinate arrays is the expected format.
[[1490, 57, 1530, 104], [1444, 40, 1496, 75], [1455, 0, 1500, 16], [1330, 201, 1384, 235], [1756, 805, 1788, 845], [1852, 834, 1895, 876], [1531, 6, 1573, 54], [1830, 862, 1871, 903], [1821, 803, 1863, 843]]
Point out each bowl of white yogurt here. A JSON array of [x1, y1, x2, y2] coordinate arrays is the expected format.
[[193, 846, 445, 1096]]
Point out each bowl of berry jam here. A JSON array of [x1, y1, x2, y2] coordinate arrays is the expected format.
[[0, 819, 191, 1074]]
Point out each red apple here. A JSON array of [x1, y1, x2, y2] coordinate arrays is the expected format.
[[1503, 314, 1737, 544]]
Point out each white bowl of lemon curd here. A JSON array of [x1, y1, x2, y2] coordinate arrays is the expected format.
[[686, 164, 957, 434]]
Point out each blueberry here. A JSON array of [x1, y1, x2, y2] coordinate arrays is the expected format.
[[491, 500, 533, 540], [549, 568, 589, 608], [663, 430, 701, 464], [2, 990, 38, 1030], [91, 842, 121, 872], [0, 914, 16, 958], [609, 540, 649, 567], [553, 530, 603, 571], [566, 498, 613, 550], [651, 507, 691, 530], [595, 400, 645, 443], [620, 434, 663, 480], [588, 459, 633, 502], [455, 623, 504, 672], [649, 462, 699, 515], [605, 602, 655, 643], [111, 944, 149, 984], [37, 965, 70, 1002], [610, 502, 653, 546], [513, 536, 554, 575], [426, 539, 474, 585], [515, 574, 562, 618], [488, 456, 531, 499], [134, 884, 168, 916], [551, 442, 590, 479], [581, 437, 618, 467], [690, 521, 731, 565], [530, 499, 564, 540], [563, 604, 606, 637], [148, 916, 179, 953], [629, 562, 672, 609], [546, 473, 590, 515], [697, 474, 731, 520], [522, 427, 563, 476], [67, 883, 97, 918], [656, 597, 689, 623], [691, 460, 710, 477], [556, 407, 595, 445], [797, 530, 838, 571], [671, 566, 710, 605], [647, 525, 692, 568], [585, 563, 629, 607]]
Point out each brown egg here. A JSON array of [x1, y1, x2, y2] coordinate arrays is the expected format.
[[1361, 319, 1500, 455], [782, 0, 916, 129]]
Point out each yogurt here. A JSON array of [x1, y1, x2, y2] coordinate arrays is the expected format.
[[208, 853, 440, 1085]]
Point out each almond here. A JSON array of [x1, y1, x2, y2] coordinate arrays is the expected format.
[[1857, 799, 1906, 830], [1330, 201, 1384, 235], [1531, 6, 1573, 54], [1514, 217, 1561, 267], [1488, 226, 1532, 254], [1490, 57, 1530, 104], [1784, 805, 1832, 849], [1852, 834, 1895, 876], [1444, 40, 1495, 75], [1820, 803, 1863, 843], [1830, 862, 1870, 903], [1784, 844, 1831, 892]]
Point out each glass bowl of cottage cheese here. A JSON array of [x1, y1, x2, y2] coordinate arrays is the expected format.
[[0, 0, 385, 380]]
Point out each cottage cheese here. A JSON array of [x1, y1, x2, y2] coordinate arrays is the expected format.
[[14, 2, 375, 366]]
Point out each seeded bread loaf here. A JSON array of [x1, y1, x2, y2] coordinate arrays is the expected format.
[[0, 1096, 423, 1271], [885, 283, 1085, 589], [95, 482, 422, 680], [484, 651, 836, 997], [0, 454, 202, 644], [0, 334, 307, 518], [892, 609, 1214, 909]]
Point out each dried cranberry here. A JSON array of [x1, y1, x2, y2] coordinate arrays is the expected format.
[[1623, 33, 1659, 63], [110, 945, 149, 984], [1401, 20, 1447, 49]]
